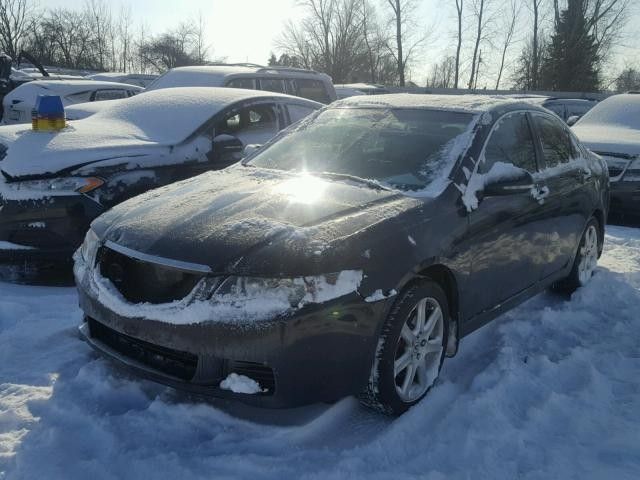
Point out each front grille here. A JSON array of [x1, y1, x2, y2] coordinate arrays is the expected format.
[[226, 360, 276, 394], [608, 166, 624, 178], [88, 317, 198, 381], [9, 228, 69, 248], [99, 246, 204, 304]]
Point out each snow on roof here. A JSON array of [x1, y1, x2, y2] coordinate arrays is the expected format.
[[575, 94, 640, 131], [334, 83, 388, 90], [0, 87, 297, 178], [147, 65, 327, 91], [335, 93, 521, 113], [8, 79, 143, 98]]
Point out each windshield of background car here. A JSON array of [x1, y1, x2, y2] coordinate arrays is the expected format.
[[577, 95, 640, 129], [247, 107, 475, 190]]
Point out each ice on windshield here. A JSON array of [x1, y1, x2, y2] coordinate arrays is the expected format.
[[248, 107, 475, 192]]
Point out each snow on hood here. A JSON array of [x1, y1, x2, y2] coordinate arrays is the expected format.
[[572, 124, 640, 156], [0, 87, 283, 179]]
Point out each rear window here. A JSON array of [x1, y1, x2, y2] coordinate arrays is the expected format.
[[290, 79, 331, 104]]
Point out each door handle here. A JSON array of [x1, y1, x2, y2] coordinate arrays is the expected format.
[[532, 185, 550, 203]]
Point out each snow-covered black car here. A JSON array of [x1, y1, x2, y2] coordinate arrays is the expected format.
[[75, 95, 609, 414], [0, 87, 321, 266], [572, 93, 640, 217]]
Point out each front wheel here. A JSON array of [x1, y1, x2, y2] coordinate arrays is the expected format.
[[553, 218, 600, 293], [360, 280, 449, 415]]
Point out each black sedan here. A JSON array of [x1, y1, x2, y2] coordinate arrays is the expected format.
[[0, 87, 320, 270], [75, 94, 609, 414]]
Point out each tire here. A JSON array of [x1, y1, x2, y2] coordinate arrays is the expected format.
[[552, 217, 601, 293], [360, 280, 449, 415]]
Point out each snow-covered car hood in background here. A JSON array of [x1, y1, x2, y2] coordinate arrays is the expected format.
[[65, 99, 127, 121], [572, 123, 640, 156], [92, 166, 423, 277], [0, 120, 167, 180]]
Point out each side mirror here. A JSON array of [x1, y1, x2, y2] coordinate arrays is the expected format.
[[212, 134, 244, 158], [483, 168, 534, 196], [567, 115, 580, 126]]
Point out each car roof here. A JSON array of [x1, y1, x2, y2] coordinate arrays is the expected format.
[[162, 65, 330, 80], [333, 94, 539, 114], [10, 79, 143, 95]]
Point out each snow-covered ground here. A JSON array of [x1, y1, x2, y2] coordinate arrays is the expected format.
[[1, 226, 639, 480]]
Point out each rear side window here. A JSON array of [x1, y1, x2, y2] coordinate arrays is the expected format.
[[533, 114, 575, 168], [290, 79, 330, 104], [92, 89, 129, 101], [259, 78, 285, 93], [226, 78, 256, 89], [287, 104, 317, 124], [480, 112, 537, 174]]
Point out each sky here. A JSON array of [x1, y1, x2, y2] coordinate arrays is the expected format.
[[50, 0, 640, 87]]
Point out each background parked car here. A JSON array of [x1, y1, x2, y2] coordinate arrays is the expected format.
[[0, 87, 321, 267], [74, 94, 608, 415], [86, 72, 159, 88], [334, 83, 390, 99], [2, 79, 142, 124], [572, 93, 640, 217], [146, 64, 337, 103], [519, 96, 597, 123]]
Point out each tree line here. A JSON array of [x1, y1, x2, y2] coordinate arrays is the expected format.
[[0, 0, 216, 73], [0, 0, 634, 91]]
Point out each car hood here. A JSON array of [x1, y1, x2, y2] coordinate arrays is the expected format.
[[572, 124, 640, 157], [93, 167, 424, 276], [0, 120, 168, 180]]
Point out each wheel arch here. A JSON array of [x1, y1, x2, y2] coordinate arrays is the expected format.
[[591, 208, 605, 256], [416, 264, 460, 357]]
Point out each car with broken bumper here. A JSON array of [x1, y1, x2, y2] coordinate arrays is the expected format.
[[76, 94, 609, 414], [0, 87, 321, 267]]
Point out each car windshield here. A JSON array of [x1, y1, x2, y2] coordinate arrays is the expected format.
[[246, 107, 475, 191], [577, 95, 640, 129]]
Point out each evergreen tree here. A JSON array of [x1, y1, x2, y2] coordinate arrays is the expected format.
[[540, 0, 600, 92]]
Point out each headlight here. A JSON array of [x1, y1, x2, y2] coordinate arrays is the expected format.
[[11, 177, 104, 194], [212, 271, 363, 308], [80, 229, 101, 264]]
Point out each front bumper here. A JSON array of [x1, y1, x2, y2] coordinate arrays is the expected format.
[[0, 192, 104, 263], [76, 266, 386, 408], [609, 181, 640, 215]]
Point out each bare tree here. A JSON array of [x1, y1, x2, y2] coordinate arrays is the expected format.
[[0, 0, 33, 59], [383, 0, 424, 86], [494, 0, 520, 89], [426, 56, 456, 88], [468, 0, 485, 89], [85, 0, 113, 70], [454, 0, 463, 88], [277, 0, 369, 83], [531, 0, 543, 89], [117, 4, 133, 72]]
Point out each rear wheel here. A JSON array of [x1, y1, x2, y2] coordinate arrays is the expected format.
[[553, 217, 600, 293], [360, 280, 448, 415]]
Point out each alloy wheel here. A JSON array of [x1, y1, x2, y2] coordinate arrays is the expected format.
[[578, 225, 598, 286], [393, 297, 445, 402]]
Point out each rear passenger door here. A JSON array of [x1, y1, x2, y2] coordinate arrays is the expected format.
[[530, 113, 591, 279]]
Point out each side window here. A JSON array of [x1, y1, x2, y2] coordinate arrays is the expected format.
[[533, 114, 576, 168], [287, 104, 316, 124], [480, 112, 537, 174], [258, 78, 285, 93], [92, 89, 128, 101], [226, 78, 256, 89], [291, 79, 330, 103]]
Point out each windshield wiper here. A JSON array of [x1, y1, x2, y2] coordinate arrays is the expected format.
[[314, 172, 392, 191]]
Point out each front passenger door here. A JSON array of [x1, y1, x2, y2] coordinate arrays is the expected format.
[[464, 112, 548, 317]]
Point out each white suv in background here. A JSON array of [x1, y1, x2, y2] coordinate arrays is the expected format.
[[146, 64, 337, 104]]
